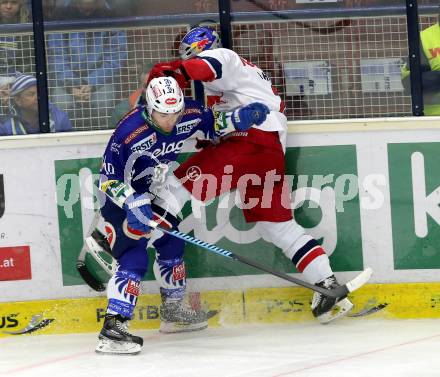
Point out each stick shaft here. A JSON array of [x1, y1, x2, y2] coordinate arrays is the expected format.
[[101, 189, 343, 297], [152, 223, 338, 297]]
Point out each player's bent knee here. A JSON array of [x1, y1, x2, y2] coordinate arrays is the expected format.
[[153, 234, 185, 261]]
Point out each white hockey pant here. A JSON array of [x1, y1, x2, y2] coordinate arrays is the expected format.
[[255, 219, 333, 284]]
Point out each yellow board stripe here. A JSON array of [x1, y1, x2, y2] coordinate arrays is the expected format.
[[2, 283, 440, 337]]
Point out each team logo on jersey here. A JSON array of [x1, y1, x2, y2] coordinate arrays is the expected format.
[[151, 140, 185, 158], [186, 166, 202, 181], [110, 142, 121, 155], [130, 133, 158, 153], [172, 263, 186, 282], [104, 222, 116, 249], [176, 119, 201, 135], [126, 279, 140, 296]]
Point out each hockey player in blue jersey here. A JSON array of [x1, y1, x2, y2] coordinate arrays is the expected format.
[[95, 76, 269, 354]]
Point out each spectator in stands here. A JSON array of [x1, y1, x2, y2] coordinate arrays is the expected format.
[[0, 75, 14, 119], [106, 0, 136, 16], [50, 0, 135, 17], [42, 0, 59, 20], [52, 0, 112, 20], [108, 61, 153, 127], [401, 10, 440, 116], [0, 0, 30, 23], [0, 74, 72, 135], [0, 1, 33, 85], [47, 0, 127, 129]]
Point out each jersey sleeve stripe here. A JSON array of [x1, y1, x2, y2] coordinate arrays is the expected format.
[[199, 56, 222, 80]]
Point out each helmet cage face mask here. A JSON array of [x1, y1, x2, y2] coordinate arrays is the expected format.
[[145, 77, 185, 129], [179, 26, 221, 60]]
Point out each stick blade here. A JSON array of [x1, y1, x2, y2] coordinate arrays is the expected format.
[[76, 260, 106, 292], [345, 267, 373, 293]]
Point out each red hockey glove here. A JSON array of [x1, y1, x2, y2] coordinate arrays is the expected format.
[[146, 61, 190, 89]]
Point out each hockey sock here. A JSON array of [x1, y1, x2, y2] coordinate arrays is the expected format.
[[153, 256, 186, 302], [289, 235, 333, 284], [107, 269, 141, 319], [255, 220, 333, 284]]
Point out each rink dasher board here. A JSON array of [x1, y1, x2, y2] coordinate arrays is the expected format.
[[1, 283, 440, 337], [1, 117, 440, 302]]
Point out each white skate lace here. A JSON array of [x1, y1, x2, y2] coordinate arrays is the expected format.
[[322, 276, 337, 289], [180, 303, 196, 314], [312, 277, 337, 309], [163, 301, 202, 321], [116, 320, 132, 336]]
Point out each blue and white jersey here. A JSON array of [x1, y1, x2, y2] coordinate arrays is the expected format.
[[100, 98, 219, 195]]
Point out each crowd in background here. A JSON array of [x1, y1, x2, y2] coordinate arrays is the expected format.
[[1, 0, 438, 23], [0, 0, 439, 135], [0, 0, 134, 134]]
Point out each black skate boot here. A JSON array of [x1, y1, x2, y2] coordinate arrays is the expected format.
[[311, 275, 353, 324], [159, 299, 208, 333], [95, 314, 143, 355]]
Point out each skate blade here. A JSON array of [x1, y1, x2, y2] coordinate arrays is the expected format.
[[159, 321, 208, 334], [95, 338, 142, 355], [317, 298, 354, 324]]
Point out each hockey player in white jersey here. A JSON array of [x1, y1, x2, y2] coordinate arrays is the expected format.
[[148, 26, 355, 324]]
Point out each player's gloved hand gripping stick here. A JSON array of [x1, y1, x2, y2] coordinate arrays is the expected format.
[[124, 193, 154, 234], [78, 192, 372, 298]]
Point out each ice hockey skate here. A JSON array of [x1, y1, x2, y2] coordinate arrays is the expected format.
[[95, 314, 143, 355], [311, 275, 354, 324], [159, 299, 208, 333]]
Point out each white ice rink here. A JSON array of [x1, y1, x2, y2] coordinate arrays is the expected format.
[[1, 319, 439, 377]]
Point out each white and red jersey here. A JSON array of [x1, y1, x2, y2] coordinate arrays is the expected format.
[[181, 48, 287, 149]]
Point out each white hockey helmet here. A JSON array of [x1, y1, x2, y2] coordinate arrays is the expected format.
[[145, 76, 184, 116]]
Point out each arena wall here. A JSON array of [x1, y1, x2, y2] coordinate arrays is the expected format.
[[1, 117, 440, 335]]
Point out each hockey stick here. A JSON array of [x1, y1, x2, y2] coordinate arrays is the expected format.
[[79, 212, 372, 297], [94, 189, 372, 297], [148, 220, 372, 298]]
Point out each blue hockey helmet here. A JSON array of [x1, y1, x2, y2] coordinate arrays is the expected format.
[[179, 26, 221, 60]]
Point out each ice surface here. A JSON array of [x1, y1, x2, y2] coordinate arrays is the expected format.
[[1, 319, 439, 377]]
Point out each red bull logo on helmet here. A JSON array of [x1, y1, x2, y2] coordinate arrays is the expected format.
[[191, 38, 210, 53]]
